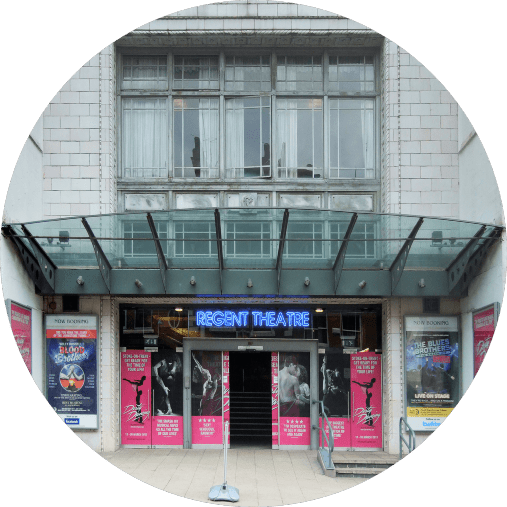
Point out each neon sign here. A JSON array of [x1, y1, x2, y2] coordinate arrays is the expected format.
[[196, 310, 310, 328]]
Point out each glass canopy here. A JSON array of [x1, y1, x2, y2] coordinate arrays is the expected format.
[[3, 208, 503, 297]]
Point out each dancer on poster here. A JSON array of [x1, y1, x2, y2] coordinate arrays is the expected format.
[[352, 378, 376, 426], [192, 353, 222, 416], [152, 353, 182, 416], [122, 375, 147, 423], [279, 355, 303, 417], [321, 355, 348, 417]]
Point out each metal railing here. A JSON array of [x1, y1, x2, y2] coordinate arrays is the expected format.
[[312, 400, 334, 470], [399, 417, 416, 459]]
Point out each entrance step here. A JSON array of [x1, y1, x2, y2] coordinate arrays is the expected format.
[[230, 391, 272, 439], [319, 451, 400, 478], [333, 455, 399, 478], [334, 464, 392, 478]]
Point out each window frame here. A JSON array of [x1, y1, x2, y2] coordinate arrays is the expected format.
[[116, 48, 380, 185]]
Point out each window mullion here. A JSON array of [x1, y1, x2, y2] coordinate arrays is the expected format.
[[323, 51, 329, 182], [271, 52, 277, 181], [323, 95, 329, 181], [167, 96, 172, 180], [167, 52, 172, 180]]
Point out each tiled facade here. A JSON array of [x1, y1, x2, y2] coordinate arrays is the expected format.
[[41, 5, 460, 223]]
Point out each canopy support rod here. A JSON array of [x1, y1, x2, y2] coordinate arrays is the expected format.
[[276, 209, 290, 295], [3, 225, 56, 294], [20, 224, 57, 293], [214, 209, 224, 295], [82, 217, 112, 293], [332, 213, 358, 293], [389, 217, 424, 292], [147, 213, 168, 293], [448, 226, 499, 296]]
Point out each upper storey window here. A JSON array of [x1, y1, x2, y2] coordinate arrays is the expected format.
[[174, 56, 219, 90], [119, 51, 378, 181], [276, 56, 323, 92], [121, 56, 168, 90], [225, 56, 271, 92]]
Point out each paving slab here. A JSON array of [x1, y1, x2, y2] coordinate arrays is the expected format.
[[100, 447, 376, 505]]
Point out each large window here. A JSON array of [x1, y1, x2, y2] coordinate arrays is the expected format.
[[276, 98, 323, 179], [119, 52, 378, 181], [173, 98, 219, 178]]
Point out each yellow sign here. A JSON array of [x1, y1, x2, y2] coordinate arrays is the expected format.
[[407, 407, 453, 418]]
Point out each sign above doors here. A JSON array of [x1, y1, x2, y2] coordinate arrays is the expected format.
[[196, 309, 310, 328]]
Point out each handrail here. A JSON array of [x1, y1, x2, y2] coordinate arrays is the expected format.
[[399, 417, 416, 459], [312, 400, 334, 470]]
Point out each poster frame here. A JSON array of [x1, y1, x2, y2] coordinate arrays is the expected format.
[[44, 313, 100, 431], [472, 302, 500, 377], [403, 314, 461, 432], [6, 299, 32, 373]]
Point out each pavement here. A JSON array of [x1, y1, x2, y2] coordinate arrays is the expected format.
[[99, 447, 369, 506]]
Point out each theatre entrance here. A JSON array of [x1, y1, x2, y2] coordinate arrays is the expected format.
[[229, 351, 272, 447]]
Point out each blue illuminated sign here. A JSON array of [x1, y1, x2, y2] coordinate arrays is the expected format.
[[196, 310, 310, 328]]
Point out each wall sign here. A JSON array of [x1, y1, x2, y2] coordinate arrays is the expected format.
[[404, 316, 460, 431], [7, 300, 32, 373], [196, 310, 310, 328], [45, 314, 98, 429], [473, 303, 499, 377]]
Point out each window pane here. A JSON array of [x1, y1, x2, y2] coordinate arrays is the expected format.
[[284, 222, 324, 258], [277, 98, 323, 179], [121, 56, 168, 90], [175, 222, 217, 257], [122, 221, 168, 266], [225, 97, 271, 178], [329, 55, 375, 93], [277, 56, 323, 91], [122, 98, 167, 178], [329, 99, 374, 179], [225, 56, 271, 92], [173, 98, 219, 178], [225, 222, 271, 258], [173, 56, 219, 90]]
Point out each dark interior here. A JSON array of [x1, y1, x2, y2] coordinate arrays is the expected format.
[[229, 351, 272, 447]]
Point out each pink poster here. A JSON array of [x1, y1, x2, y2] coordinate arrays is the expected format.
[[271, 352, 279, 448], [121, 351, 151, 446], [278, 352, 312, 447], [350, 352, 382, 448], [223, 351, 230, 444], [474, 306, 496, 376], [280, 417, 311, 445], [191, 351, 223, 445], [320, 418, 351, 448], [192, 417, 223, 444], [10, 302, 31, 373], [152, 416, 183, 446]]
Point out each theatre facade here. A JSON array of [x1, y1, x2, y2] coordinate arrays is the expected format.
[[2, 2, 505, 457]]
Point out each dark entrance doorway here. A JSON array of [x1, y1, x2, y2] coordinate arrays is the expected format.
[[229, 351, 271, 447]]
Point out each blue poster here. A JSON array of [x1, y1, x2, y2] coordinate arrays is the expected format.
[[46, 315, 98, 429]]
